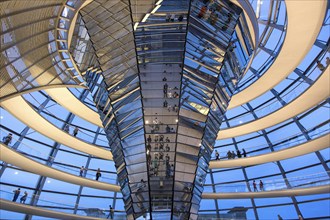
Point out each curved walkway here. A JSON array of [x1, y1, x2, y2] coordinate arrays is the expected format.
[[202, 185, 330, 199], [210, 134, 329, 168], [0, 84, 86, 102], [228, 0, 327, 109], [0, 96, 112, 160], [0, 199, 101, 220], [1, 183, 329, 220], [44, 88, 103, 127], [217, 66, 330, 139], [2, 143, 328, 200], [0, 143, 120, 192], [19, 51, 102, 127]]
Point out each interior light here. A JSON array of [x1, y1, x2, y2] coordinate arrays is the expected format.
[[14, 172, 18, 175], [239, 120, 243, 124], [175, 119, 178, 123], [146, 120, 149, 124], [0, 116, 3, 119], [47, 180, 51, 183]]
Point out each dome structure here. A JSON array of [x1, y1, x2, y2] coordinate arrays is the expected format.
[[0, 0, 329, 219]]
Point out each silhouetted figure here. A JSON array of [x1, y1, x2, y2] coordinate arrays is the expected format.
[[64, 124, 69, 133], [80, 166, 85, 177], [253, 180, 258, 192], [242, 148, 247, 157], [173, 104, 179, 112], [227, 150, 232, 159], [170, 14, 175, 22], [237, 149, 242, 158], [73, 127, 79, 137], [96, 168, 102, 181], [178, 15, 184, 22], [163, 100, 168, 107], [165, 14, 170, 22], [277, 214, 283, 220], [147, 135, 152, 143], [12, 188, 20, 202], [231, 151, 236, 159], [166, 125, 171, 133], [162, 77, 167, 81], [326, 57, 330, 66], [215, 150, 220, 160], [107, 205, 114, 219], [20, 191, 28, 204], [159, 135, 164, 142], [2, 133, 12, 145], [259, 180, 264, 191], [165, 144, 170, 152], [317, 60, 325, 71], [165, 154, 170, 163]]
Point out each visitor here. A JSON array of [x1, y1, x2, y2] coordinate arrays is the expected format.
[[166, 125, 171, 133], [12, 188, 20, 202], [165, 154, 170, 163], [159, 152, 164, 160], [227, 150, 232, 159], [64, 124, 69, 133], [138, 179, 146, 190], [162, 77, 167, 81], [159, 135, 164, 142], [237, 149, 241, 158], [198, 5, 207, 18], [166, 163, 171, 178], [259, 180, 264, 191], [242, 148, 247, 157], [231, 151, 236, 159], [147, 143, 151, 152], [165, 137, 170, 142], [96, 168, 102, 181], [153, 117, 159, 125], [178, 14, 184, 22], [326, 57, 330, 66], [163, 100, 168, 108], [80, 166, 85, 177], [170, 14, 175, 22], [147, 135, 152, 143], [316, 60, 325, 71], [165, 13, 171, 22], [163, 83, 168, 91], [20, 191, 28, 204], [173, 104, 179, 112], [253, 180, 258, 192], [107, 205, 114, 219], [165, 144, 170, 152], [2, 133, 13, 146], [160, 143, 165, 151], [203, 8, 211, 21], [170, 164, 174, 177], [215, 150, 219, 160], [73, 127, 79, 137]]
